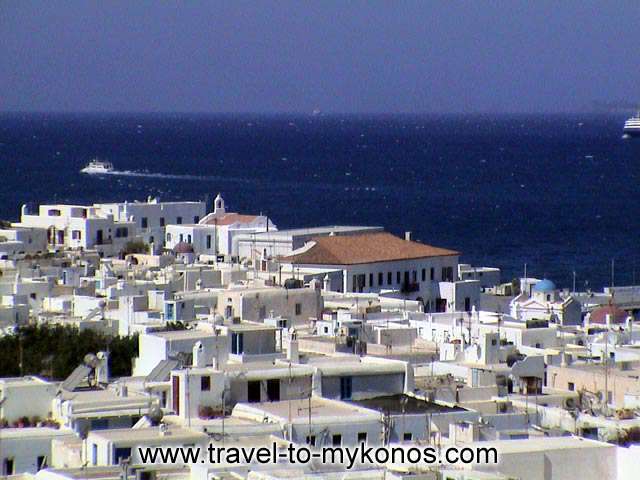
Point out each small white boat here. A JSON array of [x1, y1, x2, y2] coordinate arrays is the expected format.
[[81, 159, 114, 174], [623, 112, 640, 138]]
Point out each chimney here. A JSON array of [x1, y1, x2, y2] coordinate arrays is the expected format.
[[287, 338, 299, 363], [405, 231, 412, 241], [192, 341, 205, 368], [96, 351, 109, 384]]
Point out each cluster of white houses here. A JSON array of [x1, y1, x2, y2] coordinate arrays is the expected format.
[[1, 194, 639, 480]]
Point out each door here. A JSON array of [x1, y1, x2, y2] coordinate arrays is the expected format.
[[172, 375, 180, 415], [266, 379, 280, 401], [248, 381, 261, 402], [340, 376, 352, 400]]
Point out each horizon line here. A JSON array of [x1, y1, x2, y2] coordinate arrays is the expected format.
[[0, 109, 631, 117]]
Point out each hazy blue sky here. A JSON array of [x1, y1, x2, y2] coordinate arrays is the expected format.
[[2, 1, 639, 113]]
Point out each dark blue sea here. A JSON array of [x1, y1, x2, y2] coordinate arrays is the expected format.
[[1, 112, 638, 290]]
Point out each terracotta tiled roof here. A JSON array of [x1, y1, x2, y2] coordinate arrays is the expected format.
[[200, 212, 259, 226], [590, 305, 628, 324], [281, 232, 459, 265]]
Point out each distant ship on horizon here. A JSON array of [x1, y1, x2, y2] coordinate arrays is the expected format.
[[80, 159, 114, 174], [623, 112, 640, 138]]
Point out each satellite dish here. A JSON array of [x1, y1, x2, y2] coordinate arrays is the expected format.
[[84, 353, 99, 369], [147, 405, 164, 426]]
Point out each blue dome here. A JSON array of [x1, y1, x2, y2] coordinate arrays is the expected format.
[[533, 279, 556, 293]]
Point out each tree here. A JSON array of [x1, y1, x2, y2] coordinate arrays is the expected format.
[[122, 240, 148, 256], [0, 325, 138, 380]]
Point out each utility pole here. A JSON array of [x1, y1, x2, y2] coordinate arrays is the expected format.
[[611, 259, 615, 289]]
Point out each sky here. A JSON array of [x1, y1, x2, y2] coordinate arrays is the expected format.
[[2, 1, 640, 114]]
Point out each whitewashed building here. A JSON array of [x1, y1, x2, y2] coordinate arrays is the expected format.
[[510, 279, 582, 326], [96, 197, 207, 251], [16, 204, 136, 256]]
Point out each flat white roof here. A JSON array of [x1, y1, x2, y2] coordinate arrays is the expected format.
[[234, 397, 379, 422], [468, 436, 614, 454], [0, 375, 53, 387], [151, 329, 219, 340], [244, 225, 382, 239], [0, 427, 74, 440], [88, 426, 207, 443]]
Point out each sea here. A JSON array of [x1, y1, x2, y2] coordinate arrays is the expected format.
[[0, 112, 638, 291]]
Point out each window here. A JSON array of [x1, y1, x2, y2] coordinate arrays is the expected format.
[[412, 270, 417, 282], [369, 273, 373, 287], [357, 432, 367, 444], [92, 444, 98, 465], [442, 267, 454, 282], [166, 233, 172, 242], [114, 447, 132, 463], [201, 376, 211, 391], [187, 234, 192, 243], [30, 293, 37, 300], [387, 272, 392, 285], [464, 297, 471, 311], [422, 269, 426, 281], [91, 418, 109, 430], [306, 435, 316, 446], [378, 272, 383, 285], [231, 332, 244, 354], [267, 379, 280, 401], [37, 455, 46, 471], [179, 234, 184, 242], [248, 381, 261, 402], [340, 376, 352, 400], [48, 209, 61, 216], [206, 235, 212, 249], [295, 303, 302, 315], [194, 216, 200, 223], [568, 382, 575, 391], [332, 434, 342, 446], [396, 271, 401, 283], [160, 217, 165, 227], [430, 267, 435, 280], [141, 217, 148, 229], [352, 275, 357, 292], [403, 432, 413, 442], [176, 216, 183, 224], [115, 227, 128, 238], [72, 230, 82, 240]]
